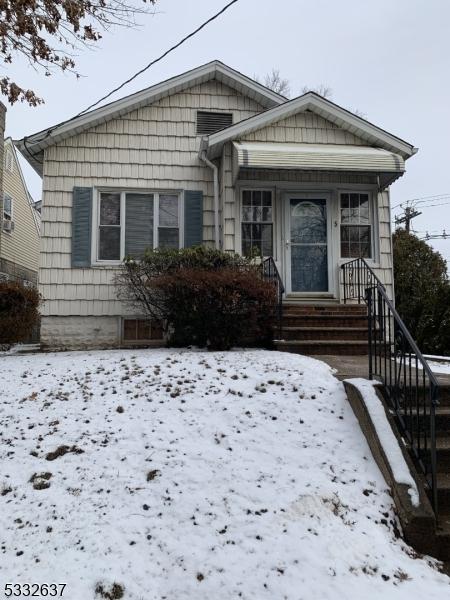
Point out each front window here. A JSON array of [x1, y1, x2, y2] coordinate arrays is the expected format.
[[241, 189, 273, 258], [96, 191, 181, 262], [3, 194, 12, 232], [340, 192, 372, 259]]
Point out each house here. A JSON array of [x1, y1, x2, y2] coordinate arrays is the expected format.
[[15, 60, 416, 350], [1, 111, 40, 286]]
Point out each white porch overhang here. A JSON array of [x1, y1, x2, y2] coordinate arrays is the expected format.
[[232, 141, 405, 187]]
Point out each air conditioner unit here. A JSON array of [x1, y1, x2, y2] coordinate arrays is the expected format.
[[3, 220, 14, 232]]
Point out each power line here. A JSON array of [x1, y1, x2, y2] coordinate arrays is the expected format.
[[78, 0, 240, 116], [395, 206, 422, 232], [22, 0, 240, 162], [391, 193, 450, 210], [420, 231, 450, 241]]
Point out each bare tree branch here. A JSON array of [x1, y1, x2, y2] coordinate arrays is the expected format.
[[0, 0, 157, 105], [254, 68, 290, 97], [301, 83, 333, 99]]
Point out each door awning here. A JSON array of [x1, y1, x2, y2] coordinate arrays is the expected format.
[[233, 141, 405, 176]]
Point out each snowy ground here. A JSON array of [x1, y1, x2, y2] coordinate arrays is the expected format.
[[427, 360, 450, 375], [0, 349, 448, 600]]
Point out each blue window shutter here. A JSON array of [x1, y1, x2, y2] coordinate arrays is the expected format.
[[71, 187, 92, 267], [184, 190, 203, 247], [125, 194, 154, 258]]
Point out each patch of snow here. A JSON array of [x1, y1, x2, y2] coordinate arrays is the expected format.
[[427, 361, 450, 375], [0, 349, 447, 599], [345, 378, 420, 507], [398, 354, 450, 375]]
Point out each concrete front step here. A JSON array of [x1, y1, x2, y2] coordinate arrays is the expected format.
[[281, 326, 369, 341], [437, 438, 450, 472], [283, 307, 367, 317], [282, 314, 369, 328], [275, 340, 369, 356], [400, 407, 450, 433], [436, 385, 450, 406], [437, 472, 450, 507], [436, 512, 450, 561], [283, 304, 367, 315]]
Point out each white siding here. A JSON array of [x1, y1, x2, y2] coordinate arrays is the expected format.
[[242, 112, 367, 145], [41, 82, 396, 336], [375, 189, 395, 301], [1, 141, 40, 275], [40, 79, 265, 317]]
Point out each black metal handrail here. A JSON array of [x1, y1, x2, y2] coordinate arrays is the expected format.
[[341, 258, 440, 515], [261, 257, 284, 337], [341, 257, 385, 303]]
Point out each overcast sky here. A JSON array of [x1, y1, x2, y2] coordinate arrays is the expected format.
[[4, 0, 450, 263]]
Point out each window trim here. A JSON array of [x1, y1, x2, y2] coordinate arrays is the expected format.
[[338, 191, 374, 260], [239, 187, 275, 258], [2, 193, 13, 233], [91, 189, 183, 265]]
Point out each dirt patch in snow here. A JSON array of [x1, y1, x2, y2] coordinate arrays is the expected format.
[[146, 469, 160, 481], [45, 445, 84, 461], [29, 472, 52, 490], [95, 582, 125, 599]]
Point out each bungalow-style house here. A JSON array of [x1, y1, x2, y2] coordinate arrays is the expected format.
[[16, 61, 416, 350], [1, 133, 40, 286]]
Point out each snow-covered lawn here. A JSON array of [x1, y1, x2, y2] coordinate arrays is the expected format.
[[0, 349, 448, 600]]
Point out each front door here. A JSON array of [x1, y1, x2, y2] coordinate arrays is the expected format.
[[286, 197, 330, 293]]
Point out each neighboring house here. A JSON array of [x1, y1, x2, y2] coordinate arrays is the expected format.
[[1, 135, 40, 285], [16, 60, 416, 350]]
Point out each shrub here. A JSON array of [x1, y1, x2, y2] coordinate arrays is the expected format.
[[0, 280, 41, 345], [115, 248, 277, 350], [393, 229, 450, 354]]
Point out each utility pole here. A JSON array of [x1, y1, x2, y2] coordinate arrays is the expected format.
[[395, 206, 422, 232]]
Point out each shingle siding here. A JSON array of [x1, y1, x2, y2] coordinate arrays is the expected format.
[[40, 78, 396, 335], [40, 79, 266, 317]]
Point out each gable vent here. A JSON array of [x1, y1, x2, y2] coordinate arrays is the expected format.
[[196, 111, 233, 135]]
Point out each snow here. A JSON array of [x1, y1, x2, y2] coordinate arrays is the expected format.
[[344, 378, 419, 507], [427, 360, 450, 375], [0, 349, 448, 600], [396, 354, 450, 375]]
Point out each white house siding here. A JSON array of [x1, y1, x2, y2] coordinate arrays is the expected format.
[[39, 79, 265, 348], [1, 141, 40, 282], [241, 112, 367, 145]]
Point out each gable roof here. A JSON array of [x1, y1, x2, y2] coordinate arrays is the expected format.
[[15, 60, 286, 175], [4, 138, 40, 235], [203, 92, 417, 160]]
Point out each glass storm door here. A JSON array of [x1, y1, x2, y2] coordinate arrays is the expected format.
[[288, 198, 329, 292]]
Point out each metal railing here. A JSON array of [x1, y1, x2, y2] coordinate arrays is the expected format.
[[261, 257, 284, 337], [341, 257, 385, 302], [341, 258, 440, 515]]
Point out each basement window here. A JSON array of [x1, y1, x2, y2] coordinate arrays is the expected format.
[[122, 319, 164, 343], [196, 111, 233, 135]]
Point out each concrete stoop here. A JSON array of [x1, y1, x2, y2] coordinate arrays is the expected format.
[[275, 304, 369, 355]]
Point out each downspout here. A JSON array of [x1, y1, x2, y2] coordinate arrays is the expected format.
[[199, 138, 220, 250]]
